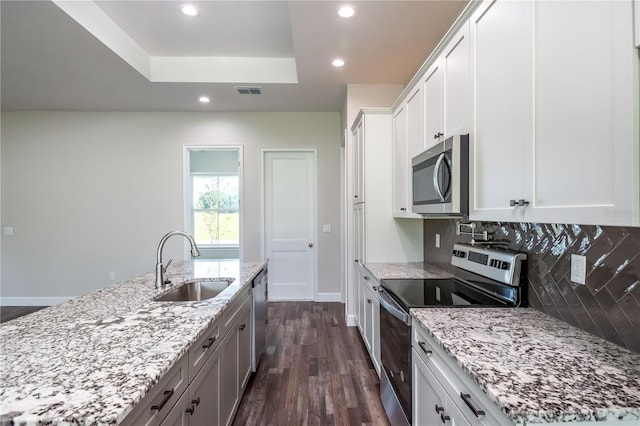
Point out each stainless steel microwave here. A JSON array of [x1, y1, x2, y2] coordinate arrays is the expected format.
[[411, 134, 469, 216]]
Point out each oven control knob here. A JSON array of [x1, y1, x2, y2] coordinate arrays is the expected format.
[[452, 250, 466, 258], [501, 261, 510, 270]]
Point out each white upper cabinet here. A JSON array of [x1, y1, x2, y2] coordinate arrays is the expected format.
[[469, 0, 638, 226], [407, 86, 426, 161], [353, 119, 365, 204], [468, 0, 533, 222], [443, 22, 470, 138], [423, 22, 470, 149], [423, 61, 444, 148], [635, 0, 640, 47]]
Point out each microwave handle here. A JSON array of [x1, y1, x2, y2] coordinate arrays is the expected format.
[[433, 153, 446, 202]]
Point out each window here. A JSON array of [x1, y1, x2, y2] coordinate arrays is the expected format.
[[188, 148, 241, 258], [192, 174, 239, 246]]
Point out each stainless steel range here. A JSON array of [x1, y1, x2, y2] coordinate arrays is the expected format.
[[378, 243, 527, 426]]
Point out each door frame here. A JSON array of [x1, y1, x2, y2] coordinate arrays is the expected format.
[[183, 145, 244, 260], [261, 148, 318, 301]]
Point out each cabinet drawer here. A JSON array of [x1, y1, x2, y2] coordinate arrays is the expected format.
[[121, 354, 189, 426], [412, 322, 513, 426], [223, 286, 251, 331], [188, 318, 221, 381]]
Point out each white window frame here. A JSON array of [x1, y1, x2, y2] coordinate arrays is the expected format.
[[183, 145, 244, 260]]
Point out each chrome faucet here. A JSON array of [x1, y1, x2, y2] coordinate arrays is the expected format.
[[155, 231, 201, 289]]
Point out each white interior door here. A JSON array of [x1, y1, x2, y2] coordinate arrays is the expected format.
[[264, 150, 316, 301]]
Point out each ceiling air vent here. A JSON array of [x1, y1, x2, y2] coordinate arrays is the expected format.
[[234, 86, 262, 95]]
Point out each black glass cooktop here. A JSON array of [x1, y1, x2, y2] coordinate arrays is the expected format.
[[379, 275, 516, 312]]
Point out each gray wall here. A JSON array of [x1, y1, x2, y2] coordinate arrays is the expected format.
[[424, 219, 640, 354], [1, 111, 341, 303]]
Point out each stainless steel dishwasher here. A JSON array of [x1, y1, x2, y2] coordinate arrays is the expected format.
[[251, 268, 268, 372]]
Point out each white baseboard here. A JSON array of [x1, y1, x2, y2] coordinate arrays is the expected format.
[[1, 297, 72, 306], [315, 292, 342, 302], [346, 314, 357, 327]]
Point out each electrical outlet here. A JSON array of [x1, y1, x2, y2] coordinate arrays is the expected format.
[[108, 272, 115, 281], [435, 234, 441, 248], [570, 255, 586, 285], [3, 227, 13, 236]]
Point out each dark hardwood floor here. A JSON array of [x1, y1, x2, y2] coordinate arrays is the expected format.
[[0, 306, 47, 323], [233, 302, 390, 426]]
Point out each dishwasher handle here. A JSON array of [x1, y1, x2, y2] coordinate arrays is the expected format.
[[378, 287, 411, 326]]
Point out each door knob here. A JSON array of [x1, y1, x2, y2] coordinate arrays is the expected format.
[[308, 243, 314, 248]]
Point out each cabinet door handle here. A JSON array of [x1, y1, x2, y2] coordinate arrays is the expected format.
[[363, 276, 369, 281], [418, 341, 432, 356], [150, 389, 174, 412], [367, 298, 372, 304], [460, 393, 485, 417], [400, 207, 407, 211], [192, 397, 200, 406], [186, 407, 195, 415], [434, 132, 444, 139], [440, 413, 450, 423], [435, 404, 444, 413], [202, 336, 217, 349], [239, 323, 246, 331], [509, 199, 529, 207], [354, 259, 359, 263]]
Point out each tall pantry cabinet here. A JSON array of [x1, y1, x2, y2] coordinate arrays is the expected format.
[[350, 108, 423, 358]]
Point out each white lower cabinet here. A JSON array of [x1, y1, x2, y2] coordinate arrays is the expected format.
[[413, 349, 470, 426], [123, 289, 254, 426], [220, 297, 252, 426], [358, 266, 381, 375], [412, 323, 513, 426], [162, 349, 220, 426]]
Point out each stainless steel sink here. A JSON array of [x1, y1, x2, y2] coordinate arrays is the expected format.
[[153, 277, 235, 302]]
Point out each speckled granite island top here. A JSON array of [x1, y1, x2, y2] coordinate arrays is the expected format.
[[0, 259, 267, 425], [412, 308, 640, 424], [363, 262, 452, 280]]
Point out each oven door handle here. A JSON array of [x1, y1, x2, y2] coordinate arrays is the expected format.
[[378, 287, 411, 326]]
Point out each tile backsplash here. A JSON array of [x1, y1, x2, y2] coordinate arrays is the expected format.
[[424, 219, 640, 354]]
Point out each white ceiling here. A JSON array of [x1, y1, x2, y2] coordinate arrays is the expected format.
[[1, 0, 468, 112]]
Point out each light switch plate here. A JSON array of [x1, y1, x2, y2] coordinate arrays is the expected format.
[[322, 224, 331, 233], [3, 227, 13, 236], [435, 234, 441, 248], [571, 254, 586, 285]]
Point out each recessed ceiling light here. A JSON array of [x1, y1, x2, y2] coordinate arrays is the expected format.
[[338, 6, 355, 18], [332, 58, 345, 67], [181, 4, 199, 17], [199, 96, 210, 103]]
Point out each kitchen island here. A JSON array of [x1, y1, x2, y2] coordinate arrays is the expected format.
[[0, 259, 266, 425]]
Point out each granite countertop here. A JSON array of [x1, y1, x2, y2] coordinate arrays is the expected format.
[[0, 259, 267, 425], [412, 308, 640, 425], [363, 261, 452, 280]]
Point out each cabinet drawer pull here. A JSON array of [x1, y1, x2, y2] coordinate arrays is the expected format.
[[150, 389, 174, 412], [460, 393, 485, 417], [400, 207, 407, 211], [418, 341, 432, 356], [202, 336, 217, 349], [239, 323, 246, 331], [440, 412, 450, 423]]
